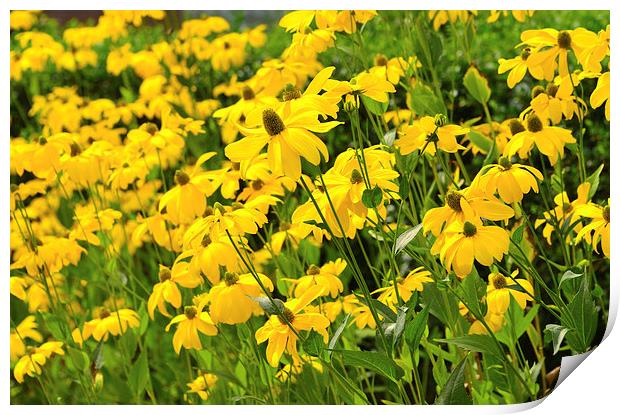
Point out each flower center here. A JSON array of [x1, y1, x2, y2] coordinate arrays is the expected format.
[[279, 222, 291, 232], [546, 83, 559, 98], [251, 179, 264, 191], [201, 234, 212, 247], [282, 84, 302, 101], [463, 221, 477, 237], [38, 137, 48, 145], [350, 169, 364, 184], [159, 267, 172, 282], [498, 156, 513, 170], [175, 170, 190, 186], [603, 205, 610, 223], [526, 114, 543, 133], [508, 119, 525, 135], [563, 202, 573, 213], [231, 162, 240, 171], [492, 274, 507, 290], [203, 206, 214, 217], [223, 41, 230, 50], [531, 85, 545, 99], [558, 31, 572, 49], [445, 190, 463, 212], [70, 142, 81, 157], [99, 309, 111, 319], [144, 122, 159, 135], [520, 47, 531, 60], [277, 307, 295, 324], [184, 306, 198, 319], [224, 272, 239, 286], [242, 86, 255, 101], [307, 265, 321, 275], [262, 109, 285, 136], [374, 54, 388, 66]]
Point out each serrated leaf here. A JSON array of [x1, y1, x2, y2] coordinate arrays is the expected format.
[[361, 185, 382, 208], [435, 355, 472, 404], [393, 224, 422, 255], [463, 65, 491, 104], [337, 350, 404, 382]]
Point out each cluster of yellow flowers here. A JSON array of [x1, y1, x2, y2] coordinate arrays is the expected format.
[[10, 10, 609, 403]]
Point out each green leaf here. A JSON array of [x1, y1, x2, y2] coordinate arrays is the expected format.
[[460, 273, 486, 318], [393, 223, 422, 255], [361, 185, 382, 208], [585, 164, 604, 199], [328, 314, 351, 358], [337, 350, 404, 382], [563, 278, 598, 353], [404, 303, 431, 351], [303, 330, 325, 358], [354, 293, 397, 323], [438, 335, 502, 359], [67, 347, 89, 373], [544, 324, 570, 355], [559, 270, 583, 288], [128, 351, 149, 396], [467, 130, 493, 154], [389, 306, 408, 349], [463, 65, 491, 104], [361, 95, 388, 116], [435, 355, 473, 404], [408, 83, 445, 116]]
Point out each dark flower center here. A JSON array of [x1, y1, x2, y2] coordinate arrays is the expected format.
[[603, 205, 610, 223], [374, 54, 388, 66], [558, 31, 572, 49], [231, 162, 241, 171], [38, 137, 48, 145], [175, 170, 190, 186], [520, 47, 531, 60], [242, 86, 255, 101], [262, 109, 286, 136], [546, 83, 559, 98], [224, 272, 239, 286], [526, 114, 543, 133], [350, 169, 364, 184], [282, 85, 302, 101], [531, 85, 545, 99], [277, 307, 295, 324], [251, 179, 264, 191], [184, 306, 197, 319], [492, 274, 507, 290], [144, 122, 159, 135], [100, 309, 111, 319], [498, 156, 513, 170], [508, 119, 526, 135], [463, 221, 477, 237], [70, 142, 82, 157], [159, 267, 172, 282], [307, 265, 321, 275], [201, 234, 212, 247], [446, 191, 463, 212], [279, 222, 291, 232]]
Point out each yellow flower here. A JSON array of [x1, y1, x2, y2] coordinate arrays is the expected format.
[[208, 272, 274, 324], [422, 187, 514, 236], [503, 113, 576, 166], [436, 219, 510, 279], [487, 10, 534, 23], [535, 182, 591, 244], [369, 55, 411, 85], [396, 115, 469, 156], [276, 356, 323, 383], [575, 202, 610, 257], [327, 71, 395, 105], [498, 47, 548, 88], [186, 372, 218, 401], [148, 262, 203, 319], [571, 26, 609, 73], [469, 312, 505, 335], [158, 152, 220, 224], [475, 157, 543, 204], [267, 222, 315, 255], [590, 71, 610, 121], [76, 308, 141, 345], [11, 316, 43, 361], [225, 106, 341, 180], [255, 286, 330, 367], [165, 303, 218, 354], [520, 29, 575, 77], [373, 267, 433, 308], [486, 271, 534, 314], [287, 259, 347, 299], [13, 341, 64, 383]]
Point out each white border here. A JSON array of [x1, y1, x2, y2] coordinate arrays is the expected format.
[[3, 1, 617, 413]]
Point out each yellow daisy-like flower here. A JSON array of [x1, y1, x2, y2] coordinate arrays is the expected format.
[[147, 262, 203, 319], [486, 271, 534, 314], [469, 312, 505, 335], [225, 106, 341, 180], [575, 202, 610, 258], [590, 71, 610, 121], [395, 115, 469, 156], [498, 47, 548, 88], [436, 218, 510, 279], [186, 372, 218, 401], [208, 272, 274, 324], [520, 29, 574, 77], [475, 156, 543, 204], [373, 266, 433, 308], [287, 259, 347, 299], [255, 286, 330, 367], [165, 303, 218, 354], [13, 341, 64, 383], [503, 113, 576, 166], [535, 182, 591, 244], [75, 308, 141, 345], [10, 315, 43, 361]]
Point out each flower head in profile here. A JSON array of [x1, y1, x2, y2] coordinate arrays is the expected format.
[[535, 182, 591, 244], [13, 341, 64, 383], [165, 302, 218, 354], [435, 218, 510, 278], [255, 286, 330, 367], [148, 261, 203, 319], [74, 308, 141, 345], [287, 259, 347, 299], [486, 270, 534, 314], [10, 315, 43, 361], [186, 372, 218, 401], [575, 201, 610, 257], [373, 266, 433, 308], [474, 156, 543, 204], [395, 115, 469, 156], [498, 47, 547, 88], [208, 272, 274, 324]]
